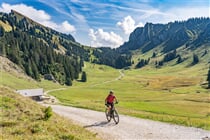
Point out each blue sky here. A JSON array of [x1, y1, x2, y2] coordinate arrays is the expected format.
[[0, 0, 209, 48]]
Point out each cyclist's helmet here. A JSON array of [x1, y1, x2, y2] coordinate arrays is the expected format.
[[110, 90, 114, 94]]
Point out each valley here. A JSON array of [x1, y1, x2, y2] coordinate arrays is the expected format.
[[49, 62, 210, 130], [0, 8, 210, 139]]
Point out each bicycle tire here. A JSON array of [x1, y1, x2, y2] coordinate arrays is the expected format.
[[105, 108, 111, 122], [113, 109, 119, 124]]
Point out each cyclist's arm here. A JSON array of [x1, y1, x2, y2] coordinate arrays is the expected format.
[[115, 97, 118, 103], [105, 98, 107, 104]]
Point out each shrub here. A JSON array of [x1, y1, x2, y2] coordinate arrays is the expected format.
[[43, 106, 53, 121]]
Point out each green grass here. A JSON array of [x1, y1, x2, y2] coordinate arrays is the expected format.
[[50, 62, 210, 130], [0, 71, 65, 91], [1, 58, 210, 130], [0, 87, 99, 140]]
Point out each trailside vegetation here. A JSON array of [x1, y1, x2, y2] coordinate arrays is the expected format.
[[1, 87, 99, 140]]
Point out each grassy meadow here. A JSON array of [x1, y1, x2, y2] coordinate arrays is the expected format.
[[0, 70, 65, 91], [0, 61, 99, 139], [50, 62, 210, 130]]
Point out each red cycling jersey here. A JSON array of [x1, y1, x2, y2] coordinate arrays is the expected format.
[[106, 94, 116, 103]]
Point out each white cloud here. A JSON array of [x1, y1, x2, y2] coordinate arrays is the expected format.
[[89, 28, 123, 48], [117, 16, 144, 35], [0, 3, 50, 22], [0, 3, 76, 33], [60, 21, 76, 33]]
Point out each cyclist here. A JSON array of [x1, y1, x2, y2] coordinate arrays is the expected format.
[[105, 90, 118, 113]]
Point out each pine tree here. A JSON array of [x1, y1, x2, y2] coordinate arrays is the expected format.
[[81, 71, 87, 82], [176, 55, 183, 64], [31, 60, 40, 81], [0, 26, 5, 37], [192, 54, 199, 65], [65, 77, 72, 86], [207, 67, 210, 89], [0, 43, 6, 56]]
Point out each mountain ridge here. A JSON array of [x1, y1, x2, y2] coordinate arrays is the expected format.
[[10, 9, 76, 42], [119, 17, 210, 53], [0, 10, 210, 84]]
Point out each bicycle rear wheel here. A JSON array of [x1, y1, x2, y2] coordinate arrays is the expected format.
[[105, 108, 111, 122], [113, 110, 119, 124]]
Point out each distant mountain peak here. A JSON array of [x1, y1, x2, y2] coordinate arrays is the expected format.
[[119, 17, 210, 53]]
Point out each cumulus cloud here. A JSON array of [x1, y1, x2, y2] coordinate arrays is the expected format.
[[59, 21, 76, 33], [0, 3, 76, 33], [117, 16, 144, 35], [89, 28, 123, 48]]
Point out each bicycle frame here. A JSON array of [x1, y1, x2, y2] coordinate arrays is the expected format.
[[105, 103, 119, 124]]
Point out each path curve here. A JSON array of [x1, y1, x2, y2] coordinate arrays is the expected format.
[[90, 70, 124, 87], [45, 104, 210, 140]]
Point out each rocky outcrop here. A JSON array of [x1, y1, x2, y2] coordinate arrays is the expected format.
[[119, 18, 210, 53]]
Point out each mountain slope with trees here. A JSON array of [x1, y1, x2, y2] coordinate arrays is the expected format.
[[0, 10, 131, 85], [0, 10, 210, 85], [118, 18, 210, 75]]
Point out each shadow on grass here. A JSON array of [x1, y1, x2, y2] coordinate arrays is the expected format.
[[83, 121, 116, 128]]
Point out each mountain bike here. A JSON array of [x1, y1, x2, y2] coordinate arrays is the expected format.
[[105, 102, 119, 124]]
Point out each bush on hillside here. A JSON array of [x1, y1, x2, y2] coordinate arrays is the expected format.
[[43, 106, 53, 121]]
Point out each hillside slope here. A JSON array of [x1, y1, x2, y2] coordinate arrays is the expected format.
[[0, 86, 99, 140]]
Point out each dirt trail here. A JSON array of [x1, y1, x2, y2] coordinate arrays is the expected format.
[[90, 70, 124, 87], [42, 70, 210, 139], [45, 104, 210, 140]]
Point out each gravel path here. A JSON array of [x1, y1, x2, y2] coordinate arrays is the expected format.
[[46, 104, 210, 140]]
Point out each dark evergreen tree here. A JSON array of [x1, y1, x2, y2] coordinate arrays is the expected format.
[[25, 60, 33, 77], [207, 67, 210, 88], [65, 77, 72, 86], [176, 55, 183, 64], [192, 53, 199, 65], [81, 71, 87, 82], [31, 59, 40, 81], [163, 50, 177, 62], [0, 42, 6, 56], [0, 26, 5, 37], [135, 59, 149, 68], [152, 52, 156, 58]]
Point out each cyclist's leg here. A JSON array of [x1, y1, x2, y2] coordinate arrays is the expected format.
[[107, 102, 112, 114], [110, 103, 114, 114]]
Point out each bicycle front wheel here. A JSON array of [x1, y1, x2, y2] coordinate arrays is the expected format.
[[105, 108, 111, 122], [113, 110, 119, 124]]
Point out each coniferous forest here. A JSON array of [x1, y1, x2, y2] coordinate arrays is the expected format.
[[0, 11, 84, 85], [0, 11, 132, 85], [0, 28, 82, 85]]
